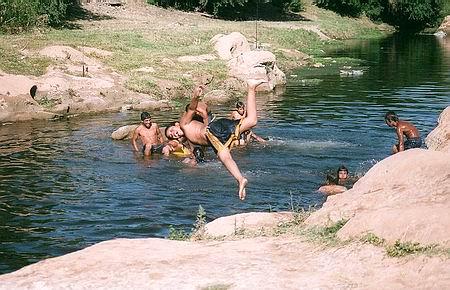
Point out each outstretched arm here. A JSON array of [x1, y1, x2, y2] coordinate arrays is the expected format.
[[180, 85, 204, 127], [131, 128, 140, 152], [155, 124, 164, 143], [396, 127, 405, 152], [196, 101, 210, 125]]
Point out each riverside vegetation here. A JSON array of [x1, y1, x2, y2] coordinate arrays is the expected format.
[[0, 0, 410, 108], [170, 205, 450, 258], [1, 0, 447, 109]]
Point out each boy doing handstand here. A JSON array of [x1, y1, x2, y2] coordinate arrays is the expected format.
[[131, 112, 165, 156], [165, 79, 267, 200]]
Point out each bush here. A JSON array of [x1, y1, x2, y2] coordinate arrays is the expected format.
[[1, 0, 71, 32], [386, 0, 443, 31], [314, 0, 363, 17], [149, 0, 303, 19], [314, 0, 444, 31]]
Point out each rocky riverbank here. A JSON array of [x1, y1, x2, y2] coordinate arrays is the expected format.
[[0, 1, 392, 123], [0, 106, 448, 289]]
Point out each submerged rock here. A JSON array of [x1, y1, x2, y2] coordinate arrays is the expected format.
[[340, 69, 364, 76]]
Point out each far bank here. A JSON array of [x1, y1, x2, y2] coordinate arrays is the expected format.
[[0, 1, 393, 122]]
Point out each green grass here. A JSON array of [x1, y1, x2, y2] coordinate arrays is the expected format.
[[200, 284, 233, 290], [360, 233, 450, 258], [0, 2, 392, 100], [0, 39, 51, 76], [360, 233, 385, 246], [386, 240, 441, 257]]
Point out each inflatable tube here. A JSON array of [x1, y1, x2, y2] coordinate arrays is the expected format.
[[318, 185, 347, 196], [171, 146, 191, 158]]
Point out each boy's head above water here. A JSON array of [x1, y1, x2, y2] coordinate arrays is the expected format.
[[384, 111, 399, 127], [337, 165, 349, 181], [140, 112, 151, 128], [235, 101, 245, 116], [165, 122, 183, 140]]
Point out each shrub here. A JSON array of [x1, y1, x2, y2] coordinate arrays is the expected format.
[[149, 0, 303, 19], [1, 0, 71, 32], [386, 0, 443, 31], [314, 0, 444, 31]]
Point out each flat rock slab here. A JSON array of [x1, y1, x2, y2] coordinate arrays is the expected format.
[[1, 236, 449, 289]]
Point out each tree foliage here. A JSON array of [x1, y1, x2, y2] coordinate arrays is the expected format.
[[1, 0, 72, 32], [148, 0, 304, 19], [314, 0, 444, 31]]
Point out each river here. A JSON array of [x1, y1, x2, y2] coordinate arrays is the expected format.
[[0, 34, 449, 274]]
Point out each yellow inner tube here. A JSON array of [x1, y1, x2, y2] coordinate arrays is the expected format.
[[171, 146, 191, 157]]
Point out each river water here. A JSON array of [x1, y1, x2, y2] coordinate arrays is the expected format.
[[0, 34, 449, 274]]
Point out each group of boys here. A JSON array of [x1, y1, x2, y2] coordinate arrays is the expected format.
[[132, 79, 423, 200], [132, 79, 267, 200]]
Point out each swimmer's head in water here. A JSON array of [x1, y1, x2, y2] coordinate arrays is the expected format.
[[236, 101, 245, 116], [165, 121, 183, 140], [384, 111, 399, 127], [193, 147, 205, 163], [337, 165, 349, 181]]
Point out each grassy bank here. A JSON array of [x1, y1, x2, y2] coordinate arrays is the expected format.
[[0, 2, 392, 101]]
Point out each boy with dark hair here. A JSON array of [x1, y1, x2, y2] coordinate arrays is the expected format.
[[318, 165, 355, 196], [131, 112, 165, 156], [229, 101, 266, 146], [384, 111, 422, 154]]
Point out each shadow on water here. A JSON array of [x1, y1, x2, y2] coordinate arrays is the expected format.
[[0, 35, 449, 274]]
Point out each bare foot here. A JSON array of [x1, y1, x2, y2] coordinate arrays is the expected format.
[[247, 78, 267, 89], [238, 178, 248, 200]]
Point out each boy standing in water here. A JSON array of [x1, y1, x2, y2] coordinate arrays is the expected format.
[[384, 111, 422, 154], [165, 79, 267, 200], [131, 112, 165, 156]]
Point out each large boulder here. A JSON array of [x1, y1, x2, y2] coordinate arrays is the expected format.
[[425, 106, 450, 152], [210, 32, 250, 60], [111, 124, 139, 140], [204, 212, 294, 237], [1, 235, 449, 289], [228, 50, 286, 91], [211, 32, 286, 91], [305, 148, 450, 246]]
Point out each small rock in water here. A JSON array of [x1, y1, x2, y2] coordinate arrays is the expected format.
[[340, 69, 363, 77]]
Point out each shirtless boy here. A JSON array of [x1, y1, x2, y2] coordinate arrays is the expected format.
[[384, 111, 422, 154], [230, 101, 266, 146], [131, 112, 165, 156], [318, 165, 352, 195], [165, 79, 267, 200]]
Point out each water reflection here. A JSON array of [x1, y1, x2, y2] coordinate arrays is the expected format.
[[1, 34, 449, 274]]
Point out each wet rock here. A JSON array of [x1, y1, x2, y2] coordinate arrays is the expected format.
[[111, 124, 139, 140]]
